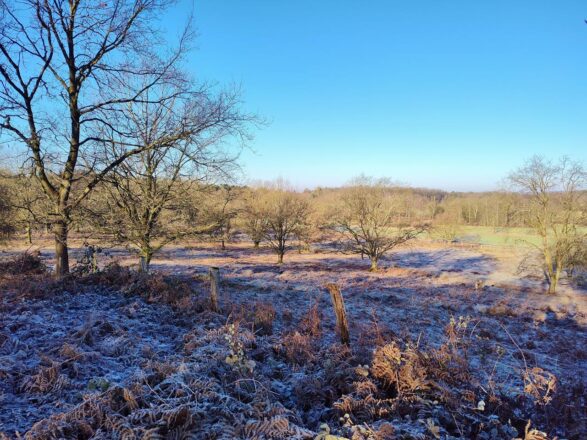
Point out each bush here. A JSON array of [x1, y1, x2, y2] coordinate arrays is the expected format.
[[0, 251, 46, 275], [251, 301, 276, 336]]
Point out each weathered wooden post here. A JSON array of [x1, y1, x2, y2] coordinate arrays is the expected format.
[[209, 266, 220, 312], [325, 283, 350, 346]]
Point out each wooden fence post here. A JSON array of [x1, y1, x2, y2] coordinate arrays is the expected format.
[[325, 283, 350, 346], [209, 267, 220, 312]]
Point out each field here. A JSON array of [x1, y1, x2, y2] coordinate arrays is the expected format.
[[0, 232, 586, 439], [445, 226, 543, 247]]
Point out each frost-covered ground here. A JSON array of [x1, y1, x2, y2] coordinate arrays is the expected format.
[[0, 288, 192, 435], [0, 241, 586, 438]]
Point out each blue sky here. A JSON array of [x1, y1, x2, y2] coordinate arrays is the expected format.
[[168, 1, 586, 191]]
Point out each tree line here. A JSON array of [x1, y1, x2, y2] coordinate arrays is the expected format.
[[1, 158, 586, 294]]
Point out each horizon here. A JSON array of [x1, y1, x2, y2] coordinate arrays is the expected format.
[[166, 0, 587, 191]]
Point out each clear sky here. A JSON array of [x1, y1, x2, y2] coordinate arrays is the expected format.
[[168, 0, 586, 191]]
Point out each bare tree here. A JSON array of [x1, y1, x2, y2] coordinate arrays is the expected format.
[[0, 0, 192, 275], [0, 172, 14, 240], [260, 188, 310, 264], [567, 238, 587, 284], [206, 185, 241, 250], [4, 171, 50, 243], [509, 156, 586, 293], [240, 188, 268, 248], [89, 82, 251, 272], [332, 176, 428, 271]]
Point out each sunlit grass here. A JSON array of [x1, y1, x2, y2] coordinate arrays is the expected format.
[[426, 225, 587, 248], [457, 226, 541, 247]]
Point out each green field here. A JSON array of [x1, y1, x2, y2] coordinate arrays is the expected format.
[[428, 225, 587, 248], [457, 226, 542, 247], [427, 225, 541, 247]]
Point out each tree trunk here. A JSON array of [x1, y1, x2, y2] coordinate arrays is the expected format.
[[253, 240, 260, 249], [369, 256, 378, 271], [139, 256, 148, 273], [91, 250, 98, 273], [543, 245, 556, 293], [326, 283, 350, 346], [54, 220, 69, 276], [26, 224, 32, 244], [277, 252, 284, 264], [209, 266, 220, 312], [548, 264, 562, 294], [139, 251, 152, 273]]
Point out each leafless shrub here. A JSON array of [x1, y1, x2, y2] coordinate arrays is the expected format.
[[355, 310, 395, 361], [0, 251, 45, 275], [298, 301, 323, 337], [79, 262, 134, 288], [240, 189, 268, 248], [85, 270, 198, 310], [278, 331, 316, 366], [251, 301, 277, 336], [432, 223, 463, 243]]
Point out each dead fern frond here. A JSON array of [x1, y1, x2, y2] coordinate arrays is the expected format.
[[242, 415, 290, 439], [20, 364, 68, 394], [523, 368, 557, 406]]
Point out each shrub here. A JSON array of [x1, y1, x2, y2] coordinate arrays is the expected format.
[[251, 301, 276, 336], [298, 301, 322, 337], [278, 331, 315, 365], [0, 251, 45, 275]]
